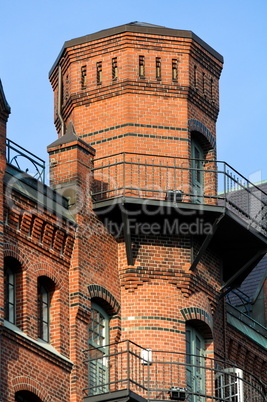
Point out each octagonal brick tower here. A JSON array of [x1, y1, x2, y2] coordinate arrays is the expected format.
[[49, 22, 223, 159], [48, 22, 229, 401]]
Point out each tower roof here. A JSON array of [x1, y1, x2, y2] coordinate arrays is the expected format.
[[0, 79, 11, 116], [50, 22, 223, 76]]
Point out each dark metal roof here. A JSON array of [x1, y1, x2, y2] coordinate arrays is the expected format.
[[5, 164, 75, 223], [47, 123, 96, 157], [49, 22, 223, 76], [128, 21, 166, 28], [228, 254, 267, 305], [226, 180, 267, 304]]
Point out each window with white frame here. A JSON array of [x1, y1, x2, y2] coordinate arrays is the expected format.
[[215, 368, 244, 402]]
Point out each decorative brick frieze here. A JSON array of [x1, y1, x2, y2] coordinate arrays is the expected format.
[[4, 208, 75, 262]]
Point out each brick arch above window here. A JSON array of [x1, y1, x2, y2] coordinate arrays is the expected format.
[[12, 376, 50, 402], [4, 243, 30, 271], [181, 306, 213, 336], [33, 263, 63, 289], [88, 284, 120, 315], [188, 119, 216, 149]]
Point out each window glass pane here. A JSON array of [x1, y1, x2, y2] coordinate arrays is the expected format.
[[186, 326, 205, 401], [9, 305, 15, 323], [42, 290, 48, 304], [38, 281, 51, 342], [9, 272, 14, 285], [9, 285, 14, 302], [6, 269, 16, 323], [43, 322, 48, 342], [88, 304, 110, 395], [90, 308, 107, 346]]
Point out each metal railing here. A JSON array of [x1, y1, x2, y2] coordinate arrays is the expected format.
[[92, 152, 267, 235], [83, 340, 266, 401], [6, 138, 46, 183], [226, 289, 252, 316]]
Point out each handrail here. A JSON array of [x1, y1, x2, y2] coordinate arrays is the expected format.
[[92, 152, 267, 197], [91, 152, 267, 236], [83, 340, 266, 400], [6, 138, 46, 183]]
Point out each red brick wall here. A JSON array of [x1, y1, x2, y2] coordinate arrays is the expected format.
[[0, 331, 71, 400], [4, 25, 266, 402], [48, 27, 225, 400], [226, 324, 267, 385], [2, 173, 75, 400], [0, 86, 9, 328], [50, 31, 222, 159], [118, 233, 221, 351]]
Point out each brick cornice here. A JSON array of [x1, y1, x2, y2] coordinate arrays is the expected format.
[[4, 206, 75, 263], [59, 80, 219, 124]]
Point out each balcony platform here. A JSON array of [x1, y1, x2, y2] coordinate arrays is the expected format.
[[84, 340, 266, 402], [92, 152, 267, 291], [93, 195, 267, 292], [84, 389, 147, 402]]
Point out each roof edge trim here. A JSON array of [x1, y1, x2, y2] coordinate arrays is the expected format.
[[49, 22, 223, 77], [0, 80, 11, 115]]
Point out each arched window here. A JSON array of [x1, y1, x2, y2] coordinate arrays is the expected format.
[[88, 302, 110, 395], [4, 257, 22, 325], [186, 325, 205, 402], [38, 276, 55, 342], [89, 303, 109, 347], [191, 138, 204, 203], [15, 390, 42, 402]]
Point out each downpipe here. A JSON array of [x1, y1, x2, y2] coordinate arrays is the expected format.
[[57, 65, 65, 137]]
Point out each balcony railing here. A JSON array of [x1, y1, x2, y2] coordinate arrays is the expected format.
[[6, 138, 45, 183], [92, 153, 267, 235], [83, 340, 266, 401]]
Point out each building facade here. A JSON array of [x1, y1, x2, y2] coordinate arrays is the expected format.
[[0, 23, 266, 402]]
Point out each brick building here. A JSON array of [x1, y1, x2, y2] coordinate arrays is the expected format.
[[0, 22, 266, 401]]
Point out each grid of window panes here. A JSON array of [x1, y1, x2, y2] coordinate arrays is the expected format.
[[88, 354, 108, 395], [89, 307, 109, 395], [186, 328, 205, 402], [39, 285, 50, 342], [215, 369, 244, 402], [6, 268, 15, 323], [186, 329, 193, 400], [89, 308, 106, 346]]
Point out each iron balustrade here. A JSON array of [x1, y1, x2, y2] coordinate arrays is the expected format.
[[6, 138, 45, 183], [83, 340, 266, 401], [226, 289, 252, 317], [92, 152, 267, 235]]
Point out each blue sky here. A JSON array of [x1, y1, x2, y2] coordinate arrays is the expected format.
[[1, 0, 267, 182]]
